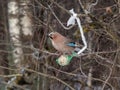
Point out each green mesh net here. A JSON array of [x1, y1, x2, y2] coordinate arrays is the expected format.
[[56, 52, 77, 66]]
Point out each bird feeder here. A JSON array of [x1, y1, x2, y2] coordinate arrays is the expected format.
[[56, 52, 77, 66]]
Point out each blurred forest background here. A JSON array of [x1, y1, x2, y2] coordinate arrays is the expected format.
[[0, 0, 120, 90]]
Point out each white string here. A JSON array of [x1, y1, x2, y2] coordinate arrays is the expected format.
[[68, 9, 87, 55], [76, 16, 87, 54]]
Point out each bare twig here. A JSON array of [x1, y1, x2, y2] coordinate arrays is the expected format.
[[48, 5, 74, 30], [101, 52, 118, 90], [25, 68, 75, 90]]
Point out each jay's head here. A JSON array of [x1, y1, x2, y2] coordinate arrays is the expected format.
[[48, 32, 66, 43], [48, 32, 64, 39], [48, 32, 56, 40]]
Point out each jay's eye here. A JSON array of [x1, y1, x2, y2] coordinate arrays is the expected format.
[[49, 35, 53, 39], [48, 34, 53, 39]]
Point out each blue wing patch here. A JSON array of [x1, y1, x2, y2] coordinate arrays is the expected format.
[[67, 42, 76, 47]]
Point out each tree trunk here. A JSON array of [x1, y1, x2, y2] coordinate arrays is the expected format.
[[8, 0, 23, 68]]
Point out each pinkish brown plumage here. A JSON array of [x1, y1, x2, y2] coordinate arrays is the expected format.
[[48, 32, 79, 54]]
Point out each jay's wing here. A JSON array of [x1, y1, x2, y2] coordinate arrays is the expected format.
[[65, 39, 82, 48], [62, 39, 75, 47], [66, 42, 77, 47], [65, 41, 81, 53]]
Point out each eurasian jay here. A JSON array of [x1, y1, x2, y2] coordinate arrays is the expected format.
[[48, 32, 80, 54]]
